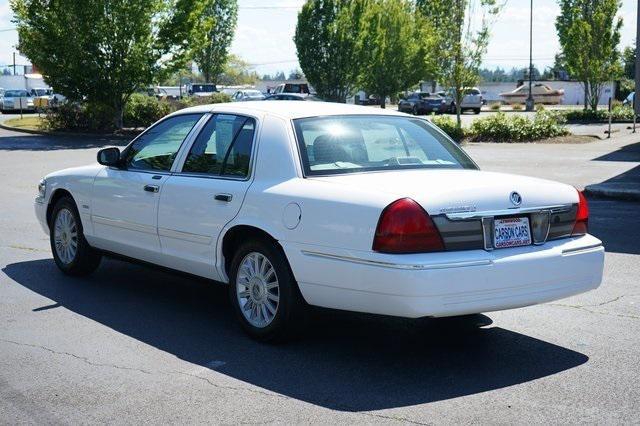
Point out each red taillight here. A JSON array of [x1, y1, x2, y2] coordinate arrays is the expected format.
[[572, 190, 589, 236], [373, 198, 444, 253]]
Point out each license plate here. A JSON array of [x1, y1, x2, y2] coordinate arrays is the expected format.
[[493, 217, 532, 249]]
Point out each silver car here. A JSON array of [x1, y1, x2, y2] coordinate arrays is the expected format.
[[444, 87, 483, 114], [1, 89, 35, 113]]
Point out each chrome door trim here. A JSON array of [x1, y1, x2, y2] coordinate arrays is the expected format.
[[158, 227, 212, 245], [92, 215, 157, 235]]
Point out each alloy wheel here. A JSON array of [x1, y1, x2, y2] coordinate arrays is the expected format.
[[53, 208, 78, 265], [236, 252, 280, 328]]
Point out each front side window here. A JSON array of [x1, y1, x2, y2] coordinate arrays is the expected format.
[[124, 114, 202, 171], [293, 115, 477, 176], [182, 114, 255, 178]]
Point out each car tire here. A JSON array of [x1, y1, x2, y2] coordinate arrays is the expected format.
[[50, 196, 102, 276], [473, 108, 481, 114], [228, 238, 306, 342], [412, 105, 418, 115], [450, 103, 456, 114]]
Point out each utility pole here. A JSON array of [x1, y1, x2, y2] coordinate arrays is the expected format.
[[525, 0, 535, 112], [635, 0, 639, 118], [12, 52, 16, 76]]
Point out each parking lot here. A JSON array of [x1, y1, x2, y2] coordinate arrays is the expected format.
[[1, 124, 639, 423]]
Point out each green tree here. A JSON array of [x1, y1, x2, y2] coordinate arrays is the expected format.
[[217, 54, 260, 85], [12, 0, 209, 128], [556, 0, 623, 111], [417, 0, 502, 129], [622, 44, 636, 80], [294, 0, 366, 102], [357, 0, 431, 109], [192, 0, 238, 84]]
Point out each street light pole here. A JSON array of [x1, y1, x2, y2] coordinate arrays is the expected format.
[[525, 0, 535, 111]]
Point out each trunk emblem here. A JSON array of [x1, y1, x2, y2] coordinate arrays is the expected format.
[[510, 191, 522, 206]]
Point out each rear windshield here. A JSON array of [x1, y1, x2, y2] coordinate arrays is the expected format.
[[285, 84, 309, 94], [5, 90, 28, 97], [293, 115, 477, 176]]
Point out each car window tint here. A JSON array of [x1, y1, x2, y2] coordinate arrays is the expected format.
[[124, 114, 201, 171], [182, 114, 255, 178]]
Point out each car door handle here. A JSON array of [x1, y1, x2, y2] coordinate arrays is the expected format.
[[214, 193, 233, 202], [144, 184, 160, 193]]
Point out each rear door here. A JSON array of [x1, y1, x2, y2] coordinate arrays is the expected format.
[[157, 113, 258, 279]]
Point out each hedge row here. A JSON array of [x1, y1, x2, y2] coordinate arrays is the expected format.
[[44, 92, 232, 132], [430, 110, 570, 142]]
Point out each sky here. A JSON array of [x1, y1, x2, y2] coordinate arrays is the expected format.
[[0, 0, 637, 76]]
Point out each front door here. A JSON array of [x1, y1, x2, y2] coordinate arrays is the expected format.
[[90, 113, 203, 263], [157, 114, 257, 280]]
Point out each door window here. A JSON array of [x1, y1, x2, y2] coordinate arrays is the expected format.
[[123, 114, 202, 171], [182, 114, 256, 178]]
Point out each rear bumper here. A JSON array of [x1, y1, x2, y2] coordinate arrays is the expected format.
[[282, 235, 604, 318]]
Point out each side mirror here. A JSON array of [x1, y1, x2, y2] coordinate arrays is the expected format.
[[97, 147, 121, 167]]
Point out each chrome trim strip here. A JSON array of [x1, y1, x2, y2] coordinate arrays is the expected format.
[[91, 215, 157, 235], [445, 204, 573, 221], [300, 250, 493, 270], [561, 243, 603, 255], [158, 227, 212, 245]]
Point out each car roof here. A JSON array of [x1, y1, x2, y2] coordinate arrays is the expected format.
[[173, 101, 407, 120]]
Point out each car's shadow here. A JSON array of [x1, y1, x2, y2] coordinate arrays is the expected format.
[[2, 258, 588, 411]]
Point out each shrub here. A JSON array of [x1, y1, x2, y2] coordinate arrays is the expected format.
[[511, 103, 523, 111], [44, 102, 116, 132], [489, 102, 501, 111], [468, 110, 569, 142], [562, 106, 635, 122], [168, 92, 232, 112], [124, 94, 171, 128], [563, 108, 608, 122], [611, 104, 635, 121], [430, 114, 465, 142]]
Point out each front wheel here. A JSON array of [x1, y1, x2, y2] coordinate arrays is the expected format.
[[50, 197, 101, 276], [229, 239, 306, 342]]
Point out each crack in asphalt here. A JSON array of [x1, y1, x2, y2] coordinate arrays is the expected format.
[[548, 302, 640, 320], [0, 338, 155, 375], [0, 338, 426, 424], [5, 245, 48, 253]]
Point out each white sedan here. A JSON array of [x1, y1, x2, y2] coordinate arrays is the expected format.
[[35, 102, 604, 341]]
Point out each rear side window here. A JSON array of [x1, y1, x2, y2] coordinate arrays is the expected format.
[[182, 114, 255, 178]]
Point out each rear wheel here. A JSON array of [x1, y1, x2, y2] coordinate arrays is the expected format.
[[449, 103, 456, 114], [229, 238, 306, 342], [50, 197, 101, 276], [473, 108, 481, 114]]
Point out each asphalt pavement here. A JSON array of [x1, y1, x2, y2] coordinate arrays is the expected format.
[[0, 124, 639, 424]]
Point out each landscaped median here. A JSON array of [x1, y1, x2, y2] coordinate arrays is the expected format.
[[0, 92, 232, 137], [430, 110, 572, 143]]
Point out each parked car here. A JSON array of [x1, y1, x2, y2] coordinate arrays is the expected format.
[[34, 92, 67, 110], [398, 92, 447, 115], [264, 94, 321, 101], [272, 83, 310, 95], [444, 87, 483, 114], [187, 83, 218, 97], [500, 83, 564, 105], [0, 89, 35, 113], [232, 89, 265, 102], [623, 92, 635, 107], [35, 101, 604, 341]]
